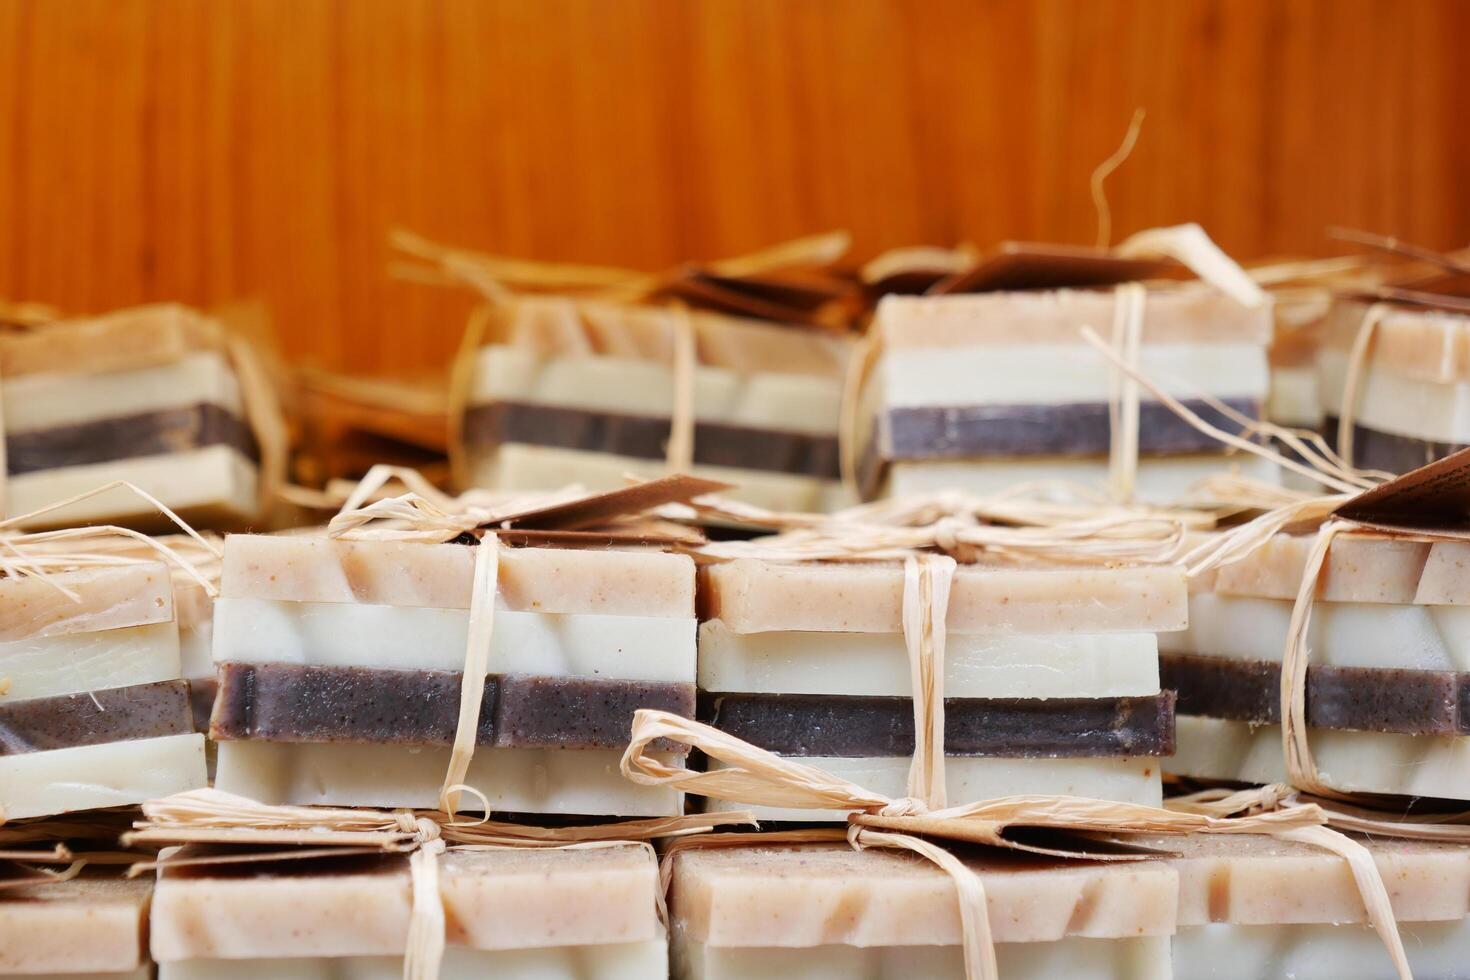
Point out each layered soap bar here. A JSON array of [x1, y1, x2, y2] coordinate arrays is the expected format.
[[210, 534, 696, 816], [0, 871, 153, 978], [859, 282, 1274, 500], [1, 305, 264, 530], [697, 559, 1184, 820], [1319, 296, 1470, 474], [1166, 530, 1470, 799], [152, 845, 667, 980], [0, 563, 207, 819], [1156, 833, 1470, 980], [669, 843, 1177, 979], [462, 294, 853, 511]]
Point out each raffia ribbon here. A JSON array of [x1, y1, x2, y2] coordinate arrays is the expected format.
[[1107, 281, 1147, 502], [665, 302, 697, 474], [1333, 301, 1391, 467]]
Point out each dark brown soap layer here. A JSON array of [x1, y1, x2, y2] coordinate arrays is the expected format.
[[1162, 652, 1468, 735], [0, 680, 193, 755], [6, 403, 258, 476], [463, 400, 840, 479], [701, 691, 1175, 758], [1321, 415, 1462, 477], [210, 662, 694, 753], [879, 398, 1261, 461], [188, 676, 219, 734]]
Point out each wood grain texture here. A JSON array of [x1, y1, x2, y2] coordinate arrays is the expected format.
[[1, 0, 1465, 375]]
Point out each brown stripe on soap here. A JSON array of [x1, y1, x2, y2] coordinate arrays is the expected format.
[[1162, 653, 1465, 735], [463, 400, 840, 478], [701, 691, 1175, 758], [880, 398, 1261, 461], [188, 676, 219, 734], [210, 662, 693, 753], [1322, 415, 1463, 476], [0, 680, 193, 755], [6, 403, 258, 476]]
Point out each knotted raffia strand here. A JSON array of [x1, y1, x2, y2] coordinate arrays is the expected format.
[[440, 535, 500, 815], [903, 554, 956, 810]]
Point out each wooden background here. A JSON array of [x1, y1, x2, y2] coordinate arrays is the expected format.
[[1, 0, 1465, 377]]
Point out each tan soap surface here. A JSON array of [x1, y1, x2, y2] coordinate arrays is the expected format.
[[152, 845, 661, 960], [0, 563, 174, 642], [0, 873, 151, 974], [1321, 298, 1470, 383], [1205, 531, 1470, 605], [670, 844, 1177, 947], [702, 559, 1187, 634], [221, 534, 694, 618]]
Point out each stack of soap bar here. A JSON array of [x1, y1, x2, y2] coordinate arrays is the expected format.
[[669, 843, 1177, 979], [0, 871, 154, 978], [860, 283, 1276, 501], [697, 559, 1185, 819], [1163, 531, 1470, 798], [1320, 296, 1470, 474], [0, 304, 263, 530], [209, 534, 696, 816], [0, 563, 208, 819], [151, 844, 667, 979], [1158, 833, 1470, 980], [461, 295, 852, 510]]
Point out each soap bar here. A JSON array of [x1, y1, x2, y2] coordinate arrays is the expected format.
[[0, 621, 181, 701], [151, 845, 665, 976], [0, 732, 207, 820], [669, 843, 1175, 980], [0, 564, 174, 642], [703, 691, 1175, 758], [1320, 347, 1470, 445], [0, 872, 152, 975], [211, 662, 693, 751], [702, 559, 1187, 635], [1156, 833, 1470, 980], [1321, 297, 1470, 382], [0, 678, 193, 754]]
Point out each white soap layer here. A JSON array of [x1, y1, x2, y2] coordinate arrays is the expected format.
[[1173, 920, 1470, 980], [471, 346, 841, 435], [213, 599, 695, 683], [1321, 347, 1470, 442], [1168, 716, 1470, 801], [3, 352, 244, 433], [885, 453, 1281, 503], [0, 621, 182, 701], [0, 733, 207, 820], [6, 971, 151, 980], [1267, 365, 1323, 427], [158, 941, 667, 980], [1161, 593, 1470, 670], [7, 446, 258, 529], [676, 935, 1170, 980], [179, 622, 214, 681], [214, 742, 683, 817], [704, 755, 1161, 822], [698, 622, 1159, 698], [881, 344, 1268, 410], [472, 443, 838, 512]]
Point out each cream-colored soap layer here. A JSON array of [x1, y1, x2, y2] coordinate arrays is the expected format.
[[1173, 920, 1470, 980], [675, 936, 1170, 980], [881, 344, 1268, 409], [8, 446, 258, 530], [221, 534, 694, 618], [472, 443, 838, 512], [5, 970, 152, 979], [213, 599, 695, 682], [698, 622, 1159, 697], [875, 284, 1273, 348], [1267, 364, 1322, 426], [884, 453, 1281, 504], [1168, 716, 1470, 800], [703, 559, 1186, 635], [179, 622, 214, 680], [0, 563, 173, 642], [1160, 592, 1470, 669], [1321, 347, 1470, 442], [470, 346, 842, 435], [671, 843, 1176, 947], [704, 755, 1161, 822], [2, 351, 244, 433], [1207, 531, 1470, 604], [214, 742, 683, 816], [0, 876, 150, 974], [0, 621, 181, 700], [1156, 833, 1470, 926], [0, 733, 207, 820], [157, 943, 667, 980]]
